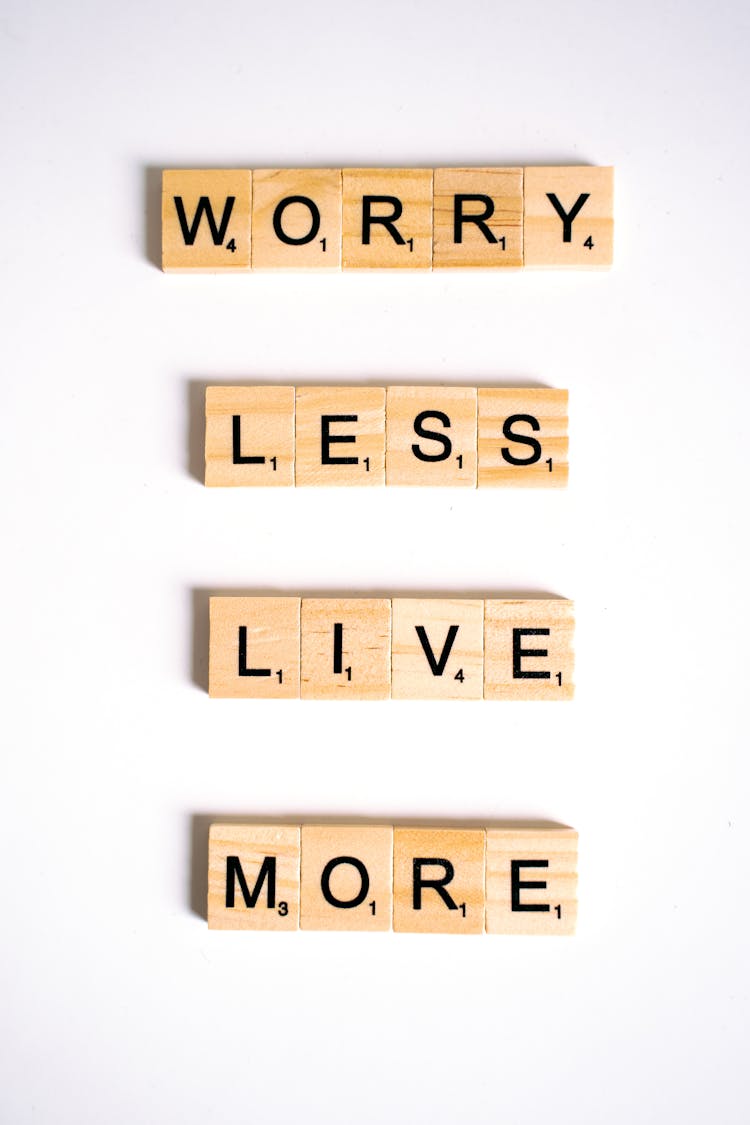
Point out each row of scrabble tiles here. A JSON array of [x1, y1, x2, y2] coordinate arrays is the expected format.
[[206, 385, 568, 487], [208, 823, 578, 934], [163, 166, 613, 272], [209, 596, 574, 700]]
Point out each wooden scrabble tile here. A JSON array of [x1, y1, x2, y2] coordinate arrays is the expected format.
[[301, 599, 391, 700], [524, 166, 613, 268], [391, 599, 484, 700], [295, 386, 386, 486], [205, 386, 295, 487], [477, 388, 568, 487], [162, 169, 252, 272], [484, 599, 574, 701], [300, 825, 393, 931], [251, 169, 342, 270], [386, 386, 477, 487], [209, 597, 300, 699], [208, 823, 300, 930], [393, 828, 485, 934], [342, 169, 433, 269], [485, 827, 578, 934], [433, 168, 523, 268]]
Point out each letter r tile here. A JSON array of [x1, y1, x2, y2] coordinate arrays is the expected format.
[[342, 169, 433, 269], [393, 828, 485, 934], [433, 168, 523, 268]]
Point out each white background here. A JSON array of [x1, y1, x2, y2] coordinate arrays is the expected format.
[[1, 1, 748, 1121]]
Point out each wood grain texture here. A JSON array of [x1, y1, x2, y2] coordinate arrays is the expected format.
[[524, 166, 613, 268], [485, 827, 578, 934], [393, 828, 485, 934], [483, 599, 574, 701], [209, 596, 301, 699], [208, 824, 300, 930], [251, 169, 342, 270], [300, 825, 393, 931], [433, 167, 523, 268], [162, 169, 252, 272], [295, 386, 386, 486], [391, 598, 484, 700], [342, 169, 433, 269], [386, 386, 477, 486], [205, 385, 295, 487], [301, 599, 391, 700], [477, 388, 568, 487]]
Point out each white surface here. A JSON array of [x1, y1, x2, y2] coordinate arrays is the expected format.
[[1, 1, 748, 1121]]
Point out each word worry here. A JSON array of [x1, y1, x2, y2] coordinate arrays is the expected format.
[[208, 823, 578, 934], [163, 166, 614, 271], [209, 597, 574, 700], [206, 385, 568, 488]]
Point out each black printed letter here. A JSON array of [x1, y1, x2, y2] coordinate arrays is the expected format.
[[454, 194, 496, 243], [238, 625, 272, 679], [362, 196, 405, 245], [173, 196, 235, 245], [321, 856, 370, 909], [321, 415, 358, 465], [511, 859, 549, 912], [512, 628, 550, 679], [412, 410, 452, 462], [413, 858, 458, 910], [272, 196, 321, 245], [232, 415, 264, 465], [501, 414, 542, 466], [226, 855, 276, 909], [415, 624, 459, 675], [546, 193, 589, 242]]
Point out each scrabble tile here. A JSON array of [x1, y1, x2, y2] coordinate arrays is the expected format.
[[386, 386, 477, 487], [301, 599, 391, 700], [524, 166, 613, 268], [391, 599, 484, 700], [251, 169, 342, 270], [342, 169, 433, 269], [208, 823, 300, 930], [295, 386, 386, 486], [393, 828, 485, 934], [433, 167, 523, 268], [477, 388, 568, 487], [205, 385, 295, 487], [485, 827, 578, 934], [484, 599, 574, 701], [209, 597, 300, 699], [162, 169, 252, 272], [300, 825, 393, 931]]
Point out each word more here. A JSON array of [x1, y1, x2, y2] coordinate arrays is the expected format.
[[208, 822, 578, 934]]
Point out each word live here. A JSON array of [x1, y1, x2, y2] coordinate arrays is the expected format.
[[163, 166, 613, 271], [208, 823, 578, 934], [209, 597, 574, 700], [206, 385, 568, 488]]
